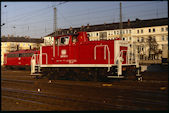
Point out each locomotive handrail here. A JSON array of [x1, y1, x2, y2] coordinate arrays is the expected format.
[[115, 49, 134, 65], [94, 44, 110, 72], [31, 53, 48, 65]]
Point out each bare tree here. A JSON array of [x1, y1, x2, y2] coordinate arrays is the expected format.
[[147, 36, 161, 60]]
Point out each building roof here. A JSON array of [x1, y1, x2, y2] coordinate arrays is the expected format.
[[1, 37, 44, 43], [46, 18, 168, 36]]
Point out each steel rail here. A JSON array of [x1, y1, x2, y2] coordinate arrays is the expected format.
[[1, 87, 142, 110], [2, 87, 167, 110]]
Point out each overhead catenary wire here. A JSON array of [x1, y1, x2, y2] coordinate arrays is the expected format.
[[1, 2, 167, 38], [5, 2, 68, 24], [4, 1, 160, 25], [3, 2, 164, 26], [4, 10, 167, 38]]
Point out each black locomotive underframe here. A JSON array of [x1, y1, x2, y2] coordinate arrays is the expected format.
[[41, 66, 137, 81]]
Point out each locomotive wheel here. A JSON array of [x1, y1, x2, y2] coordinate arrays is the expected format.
[[46, 68, 57, 80], [88, 68, 98, 81], [97, 68, 108, 82], [25, 66, 30, 71], [66, 68, 78, 81], [77, 69, 85, 81], [72, 71, 80, 81]]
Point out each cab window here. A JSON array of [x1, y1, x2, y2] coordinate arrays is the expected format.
[[72, 35, 78, 44], [60, 37, 69, 45]]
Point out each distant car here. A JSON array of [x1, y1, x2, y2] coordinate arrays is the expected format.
[[4, 49, 39, 70]]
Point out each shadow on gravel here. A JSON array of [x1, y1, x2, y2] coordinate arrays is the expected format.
[[146, 64, 168, 72]]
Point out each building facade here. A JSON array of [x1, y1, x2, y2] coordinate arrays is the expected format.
[[34, 18, 166, 65], [46, 18, 168, 62], [132, 25, 168, 60]]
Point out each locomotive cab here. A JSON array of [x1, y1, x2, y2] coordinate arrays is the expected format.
[[51, 32, 89, 60], [53, 32, 89, 46]]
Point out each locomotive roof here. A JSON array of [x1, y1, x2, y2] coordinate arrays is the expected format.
[[54, 32, 79, 38], [1, 36, 44, 43], [6, 49, 39, 54], [47, 18, 168, 36]]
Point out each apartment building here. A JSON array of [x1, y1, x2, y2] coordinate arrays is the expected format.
[[45, 18, 168, 61]]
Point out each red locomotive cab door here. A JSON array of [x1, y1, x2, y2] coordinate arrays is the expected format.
[[120, 46, 128, 64], [58, 36, 70, 60]]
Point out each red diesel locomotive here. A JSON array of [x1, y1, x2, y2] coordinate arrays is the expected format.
[[4, 49, 39, 70], [31, 32, 143, 81]]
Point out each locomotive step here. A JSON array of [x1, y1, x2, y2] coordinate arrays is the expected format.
[[30, 73, 42, 76], [107, 76, 124, 78]]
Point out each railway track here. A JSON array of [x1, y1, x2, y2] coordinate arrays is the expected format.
[[2, 77, 168, 91], [2, 86, 167, 110], [2, 87, 137, 110], [1, 77, 168, 110]]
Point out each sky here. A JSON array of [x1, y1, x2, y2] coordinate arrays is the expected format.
[[1, 1, 168, 38]]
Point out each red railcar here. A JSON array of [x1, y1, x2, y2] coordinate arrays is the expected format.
[[31, 32, 143, 81], [4, 49, 39, 70]]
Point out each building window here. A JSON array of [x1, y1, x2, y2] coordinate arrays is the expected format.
[[122, 37, 125, 40], [23, 43, 25, 46], [141, 29, 143, 33], [137, 30, 139, 34], [161, 28, 164, 32], [162, 44, 164, 49], [162, 36, 165, 41], [96, 33, 98, 36], [142, 47, 144, 51], [114, 31, 116, 35], [137, 37, 139, 42], [129, 30, 131, 33], [166, 36, 168, 41], [117, 31, 119, 35], [153, 28, 155, 32], [166, 27, 168, 31], [149, 29, 151, 33], [123, 30, 125, 34], [129, 37, 131, 40], [126, 30, 128, 34], [141, 37, 144, 42]]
